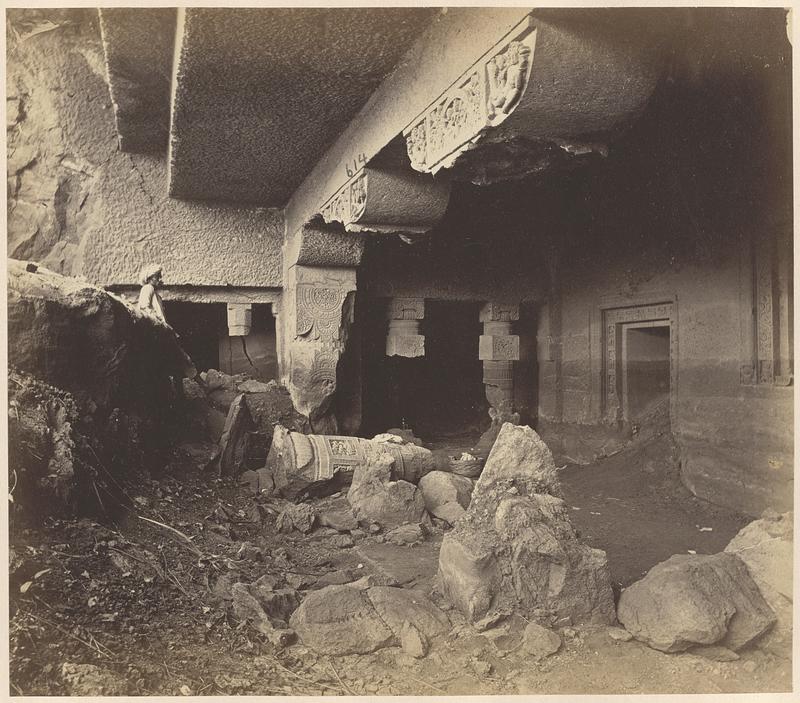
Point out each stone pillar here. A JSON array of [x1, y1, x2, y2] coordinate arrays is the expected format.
[[227, 303, 252, 337], [386, 297, 425, 358], [476, 302, 521, 454], [285, 263, 357, 434]]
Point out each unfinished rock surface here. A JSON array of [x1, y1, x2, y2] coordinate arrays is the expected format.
[[438, 423, 615, 626], [265, 426, 435, 499], [418, 471, 473, 525], [289, 584, 450, 656], [347, 454, 427, 529], [617, 552, 776, 653], [725, 511, 793, 655]]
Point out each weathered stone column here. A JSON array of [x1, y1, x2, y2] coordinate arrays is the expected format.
[[284, 263, 357, 434], [476, 302, 520, 453], [386, 297, 425, 358]]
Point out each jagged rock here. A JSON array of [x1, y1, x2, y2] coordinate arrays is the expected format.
[[418, 471, 473, 525], [725, 511, 792, 655], [231, 582, 298, 646], [318, 508, 359, 532], [275, 503, 316, 534], [265, 426, 435, 499], [385, 523, 425, 546], [210, 394, 255, 477], [400, 620, 428, 658], [289, 585, 450, 656], [617, 552, 776, 653], [347, 454, 427, 529], [522, 622, 562, 659], [438, 424, 614, 626]]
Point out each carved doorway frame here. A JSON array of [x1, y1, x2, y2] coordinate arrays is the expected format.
[[591, 296, 678, 426]]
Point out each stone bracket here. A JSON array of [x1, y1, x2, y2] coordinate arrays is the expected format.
[[319, 167, 451, 236]]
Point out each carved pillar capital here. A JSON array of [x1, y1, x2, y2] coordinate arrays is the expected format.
[[227, 303, 252, 337], [319, 166, 451, 236], [386, 297, 425, 358]]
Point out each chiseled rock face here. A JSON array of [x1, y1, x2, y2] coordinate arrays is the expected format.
[[289, 584, 450, 656], [617, 552, 776, 653], [438, 424, 615, 626]]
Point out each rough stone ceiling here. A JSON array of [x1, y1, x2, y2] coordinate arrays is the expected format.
[[168, 7, 439, 206]]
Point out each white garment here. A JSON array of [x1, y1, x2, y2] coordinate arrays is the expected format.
[[138, 283, 166, 323]]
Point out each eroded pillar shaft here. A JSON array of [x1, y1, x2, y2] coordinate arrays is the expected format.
[[479, 302, 520, 420]]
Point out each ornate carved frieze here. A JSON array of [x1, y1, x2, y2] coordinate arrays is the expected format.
[[320, 171, 368, 228], [403, 22, 537, 174], [295, 285, 350, 346], [402, 14, 661, 182]]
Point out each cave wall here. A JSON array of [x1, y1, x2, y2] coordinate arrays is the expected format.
[[6, 9, 284, 287]]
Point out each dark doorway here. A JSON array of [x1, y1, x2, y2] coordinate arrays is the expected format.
[[622, 322, 670, 422], [218, 304, 278, 381], [164, 301, 227, 373], [361, 299, 486, 439]]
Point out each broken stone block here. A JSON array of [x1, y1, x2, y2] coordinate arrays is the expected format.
[[275, 503, 316, 534], [400, 620, 428, 658], [289, 585, 395, 655], [347, 453, 427, 529], [437, 424, 614, 626], [522, 622, 562, 659], [617, 552, 776, 653], [385, 523, 425, 546], [365, 586, 451, 643], [318, 508, 359, 532], [289, 584, 450, 656], [265, 426, 436, 499], [418, 470, 473, 525]]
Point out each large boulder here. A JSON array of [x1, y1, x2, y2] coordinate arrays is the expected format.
[[617, 552, 776, 653], [289, 584, 450, 656], [347, 454, 427, 528], [725, 511, 792, 655], [418, 471, 473, 525], [437, 423, 615, 626], [8, 259, 189, 414]]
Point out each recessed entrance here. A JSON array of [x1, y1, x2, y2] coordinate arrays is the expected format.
[[621, 322, 670, 422]]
